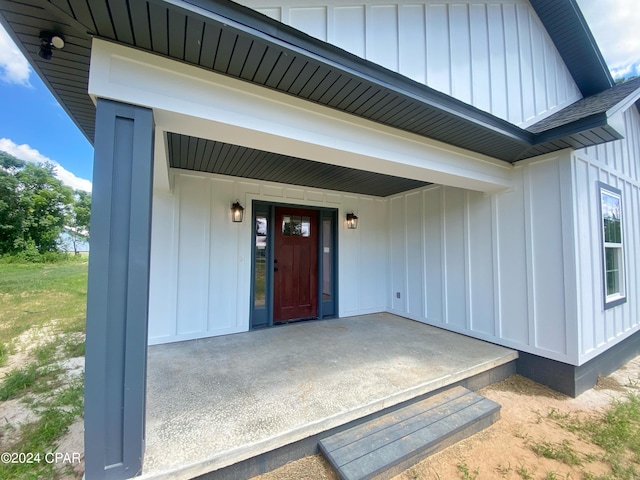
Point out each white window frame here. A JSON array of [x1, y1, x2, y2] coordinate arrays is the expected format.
[[598, 182, 626, 309]]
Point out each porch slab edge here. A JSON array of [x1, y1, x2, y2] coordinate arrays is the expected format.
[[140, 349, 517, 480]]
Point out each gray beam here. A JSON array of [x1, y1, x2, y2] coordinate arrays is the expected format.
[[84, 99, 154, 479]]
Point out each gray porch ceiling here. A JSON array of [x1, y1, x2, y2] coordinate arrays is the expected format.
[[0, 0, 637, 194], [167, 133, 429, 197]]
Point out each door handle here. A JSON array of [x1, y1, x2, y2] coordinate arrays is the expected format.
[[274, 267, 279, 272]]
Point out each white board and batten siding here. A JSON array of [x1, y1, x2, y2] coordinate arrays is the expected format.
[[237, 0, 582, 127], [573, 107, 640, 364], [387, 105, 640, 366], [387, 151, 580, 364], [149, 111, 640, 361], [148, 170, 387, 345]]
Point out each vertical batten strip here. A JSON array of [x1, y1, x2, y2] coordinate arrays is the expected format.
[[422, 189, 429, 322], [464, 191, 472, 331], [491, 194, 502, 338], [440, 186, 449, 325], [522, 164, 535, 347]]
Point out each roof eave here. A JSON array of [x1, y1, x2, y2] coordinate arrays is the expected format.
[[606, 87, 640, 118], [0, 0, 625, 168], [514, 112, 624, 161], [533, 112, 611, 144], [529, 0, 613, 97], [165, 0, 530, 143]]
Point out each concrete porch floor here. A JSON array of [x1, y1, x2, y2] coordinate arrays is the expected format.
[[141, 313, 518, 479]]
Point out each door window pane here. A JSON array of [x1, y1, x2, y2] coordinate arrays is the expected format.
[[292, 216, 302, 236], [282, 214, 311, 237], [282, 215, 292, 236], [301, 216, 310, 237]]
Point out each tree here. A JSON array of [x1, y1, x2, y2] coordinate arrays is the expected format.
[[67, 189, 92, 254], [0, 152, 25, 254], [0, 151, 75, 255]]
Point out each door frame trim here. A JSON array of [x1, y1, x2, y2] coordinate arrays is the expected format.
[[250, 201, 338, 330]]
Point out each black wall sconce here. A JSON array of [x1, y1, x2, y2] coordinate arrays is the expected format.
[[231, 201, 244, 222], [346, 212, 358, 229], [38, 31, 65, 60]]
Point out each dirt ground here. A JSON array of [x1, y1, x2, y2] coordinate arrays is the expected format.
[[253, 355, 640, 480], [0, 323, 86, 480]]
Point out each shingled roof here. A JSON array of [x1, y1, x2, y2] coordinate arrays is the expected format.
[[528, 77, 640, 134]]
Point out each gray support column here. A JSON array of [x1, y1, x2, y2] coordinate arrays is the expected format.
[[84, 99, 154, 479]]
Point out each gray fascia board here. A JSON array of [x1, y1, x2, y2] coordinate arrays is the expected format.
[[565, 0, 614, 89], [532, 112, 613, 144], [530, 86, 640, 148], [605, 86, 640, 119], [162, 0, 533, 144]]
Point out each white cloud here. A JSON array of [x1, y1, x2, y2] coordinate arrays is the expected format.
[[0, 138, 92, 192], [0, 25, 31, 86], [577, 0, 640, 79]]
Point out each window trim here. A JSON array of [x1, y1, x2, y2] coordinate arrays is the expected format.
[[598, 181, 626, 309]]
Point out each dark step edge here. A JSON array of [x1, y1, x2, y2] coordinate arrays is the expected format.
[[366, 405, 500, 480], [320, 386, 472, 453], [323, 392, 487, 458], [320, 398, 501, 480]]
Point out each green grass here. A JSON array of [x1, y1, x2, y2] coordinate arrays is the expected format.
[[530, 439, 582, 466], [457, 460, 479, 480], [0, 260, 88, 345], [0, 341, 8, 367], [516, 464, 534, 479], [0, 388, 83, 480], [0, 260, 87, 480], [549, 393, 640, 479], [0, 363, 39, 401], [590, 394, 640, 461], [63, 337, 85, 358]]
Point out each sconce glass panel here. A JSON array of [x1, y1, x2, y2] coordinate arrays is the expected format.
[[346, 213, 358, 229]]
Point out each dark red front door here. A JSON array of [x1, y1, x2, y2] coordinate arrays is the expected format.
[[274, 207, 318, 323]]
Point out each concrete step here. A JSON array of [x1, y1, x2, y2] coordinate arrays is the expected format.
[[318, 386, 500, 480]]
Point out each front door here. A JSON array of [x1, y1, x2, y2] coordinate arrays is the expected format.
[[273, 207, 318, 323]]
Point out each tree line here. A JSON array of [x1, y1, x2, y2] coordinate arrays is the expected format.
[[0, 150, 91, 257]]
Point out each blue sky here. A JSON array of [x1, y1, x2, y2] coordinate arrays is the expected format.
[[0, 0, 639, 193]]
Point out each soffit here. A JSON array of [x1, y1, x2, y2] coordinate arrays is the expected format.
[[167, 133, 430, 197]]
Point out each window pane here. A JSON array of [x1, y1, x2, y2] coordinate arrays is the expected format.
[[255, 216, 267, 308], [302, 216, 310, 237], [600, 184, 625, 306], [292, 216, 302, 236], [282, 215, 291, 236], [601, 190, 622, 244], [323, 219, 332, 301], [605, 247, 620, 297]]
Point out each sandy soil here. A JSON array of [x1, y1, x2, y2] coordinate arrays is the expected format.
[[0, 324, 86, 479], [254, 355, 640, 480]]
